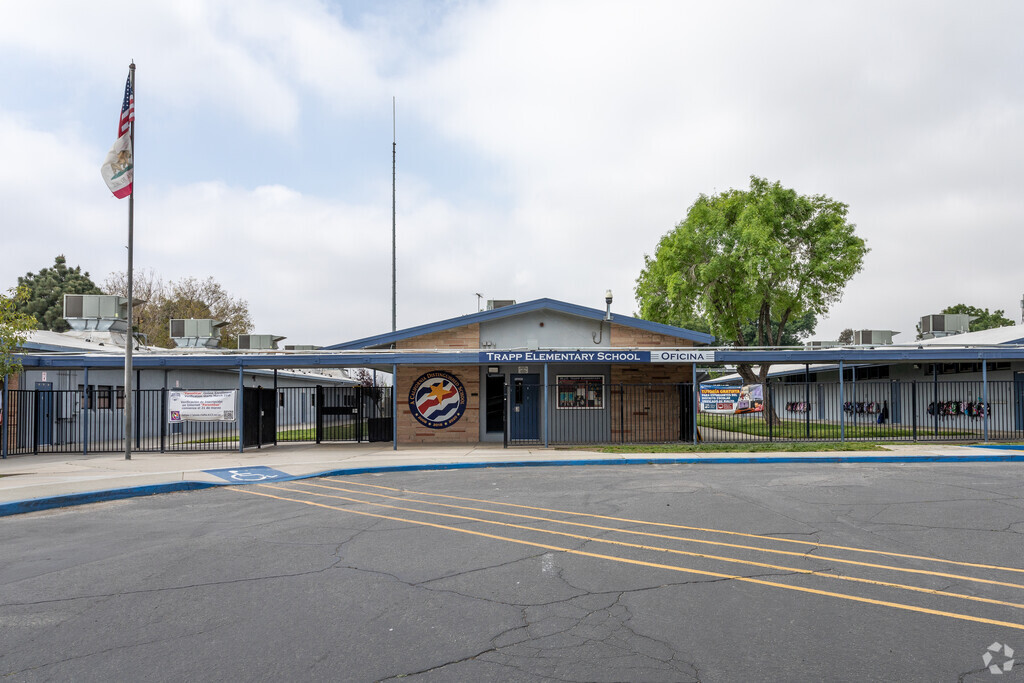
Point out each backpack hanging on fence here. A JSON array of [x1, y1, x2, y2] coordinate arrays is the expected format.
[[877, 400, 889, 424]]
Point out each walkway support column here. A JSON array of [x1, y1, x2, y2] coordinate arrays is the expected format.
[[839, 361, 845, 443], [692, 363, 698, 445], [1, 374, 8, 459], [392, 364, 398, 451], [543, 363, 549, 448], [982, 361, 989, 443], [83, 366, 89, 456], [238, 367, 244, 453]]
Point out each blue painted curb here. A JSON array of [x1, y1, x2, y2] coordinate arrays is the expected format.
[[0, 481, 219, 518], [3, 452, 1022, 518], [307, 453, 1024, 478]]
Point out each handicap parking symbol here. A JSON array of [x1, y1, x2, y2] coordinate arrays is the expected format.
[[204, 466, 290, 483]]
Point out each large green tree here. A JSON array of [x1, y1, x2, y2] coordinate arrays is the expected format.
[[636, 176, 868, 421], [104, 272, 253, 348], [1, 286, 38, 380], [16, 256, 103, 331], [940, 304, 1015, 332]]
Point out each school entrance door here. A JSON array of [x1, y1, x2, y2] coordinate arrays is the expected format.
[[509, 373, 540, 441]]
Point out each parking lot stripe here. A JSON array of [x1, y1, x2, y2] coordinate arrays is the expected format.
[[338, 479, 1024, 575], [299, 480, 1024, 592], [230, 486, 1024, 633], [275, 481, 1024, 613]]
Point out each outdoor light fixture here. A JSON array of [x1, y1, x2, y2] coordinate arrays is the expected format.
[[604, 289, 613, 321]]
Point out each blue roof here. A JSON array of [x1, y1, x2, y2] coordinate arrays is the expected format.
[[324, 298, 715, 350]]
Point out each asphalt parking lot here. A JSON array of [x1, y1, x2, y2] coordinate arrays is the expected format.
[[2, 462, 1023, 682]]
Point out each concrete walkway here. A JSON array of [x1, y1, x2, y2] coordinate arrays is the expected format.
[[2, 442, 1023, 516]]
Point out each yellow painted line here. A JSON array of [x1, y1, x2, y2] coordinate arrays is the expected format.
[[300, 480, 1024, 592], [276, 482, 1024, 612], [337, 479, 1024, 575], [229, 486, 1024, 632]]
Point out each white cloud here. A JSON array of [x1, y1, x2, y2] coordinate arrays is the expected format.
[[3, 0, 1023, 347]]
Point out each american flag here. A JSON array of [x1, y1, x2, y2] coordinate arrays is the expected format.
[[117, 74, 134, 137]]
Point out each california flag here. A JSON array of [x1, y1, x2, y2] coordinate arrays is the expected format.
[[101, 133, 133, 199]]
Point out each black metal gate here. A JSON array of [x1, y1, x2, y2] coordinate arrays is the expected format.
[[243, 388, 277, 448]]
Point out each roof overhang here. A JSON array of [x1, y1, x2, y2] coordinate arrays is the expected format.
[[13, 344, 1024, 372]]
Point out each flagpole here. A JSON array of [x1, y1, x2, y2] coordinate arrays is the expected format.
[[124, 62, 136, 461], [391, 96, 396, 333]]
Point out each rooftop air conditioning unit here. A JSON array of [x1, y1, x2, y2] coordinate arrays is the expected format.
[[238, 334, 286, 350], [63, 294, 131, 332], [486, 299, 516, 310], [853, 330, 898, 346], [170, 319, 228, 348], [918, 314, 973, 339]]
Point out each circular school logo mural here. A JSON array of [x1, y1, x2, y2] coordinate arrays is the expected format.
[[408, 371, 467, 429]]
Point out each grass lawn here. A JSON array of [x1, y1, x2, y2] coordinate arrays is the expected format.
[[580, 442, 891, 454], [276, 424, 360, 441], [697, 414, 975, 440], [186, 423, 362, 444]]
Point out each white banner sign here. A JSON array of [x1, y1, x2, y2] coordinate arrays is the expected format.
[[168, 390, 237, 423]]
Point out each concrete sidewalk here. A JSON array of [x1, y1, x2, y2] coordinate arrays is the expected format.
[[2, 442, 1023, 516]]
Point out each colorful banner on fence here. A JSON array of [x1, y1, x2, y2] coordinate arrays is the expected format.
[[168, 390, 237, 422], [699, 383, 764, 414]]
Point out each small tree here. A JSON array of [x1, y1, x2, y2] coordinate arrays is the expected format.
[[941, 304, 1015, 332], [105, 272, 253, 348], [636, 176, 868, 424], [103, 269, 164, 345], [1, 286, 38, 380], [837, 328, 854, 345], [16, 256, 102, 331]]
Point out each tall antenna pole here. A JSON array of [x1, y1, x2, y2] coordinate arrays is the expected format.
[[124, 62, 136, 461], [391, 97, 396, 333]]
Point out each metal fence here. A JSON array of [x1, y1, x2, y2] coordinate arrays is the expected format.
[[275, 386, 393, 444], [4, 379, 1021, 455], [506, 379, 1024, 446], [2, 386, 394, 456]]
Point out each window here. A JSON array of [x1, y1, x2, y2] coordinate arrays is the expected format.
[[116, 388, 124, 410], [96, 385, 113, 410], [844, 366, 890, 381], [557, 376, 604, 409], [279, 392, 285, 407]]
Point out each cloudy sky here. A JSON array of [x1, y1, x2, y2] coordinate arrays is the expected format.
[[2, 1, 1022, 347]]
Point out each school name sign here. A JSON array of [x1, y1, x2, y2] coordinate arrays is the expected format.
[[478, 350, 715, 364]]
